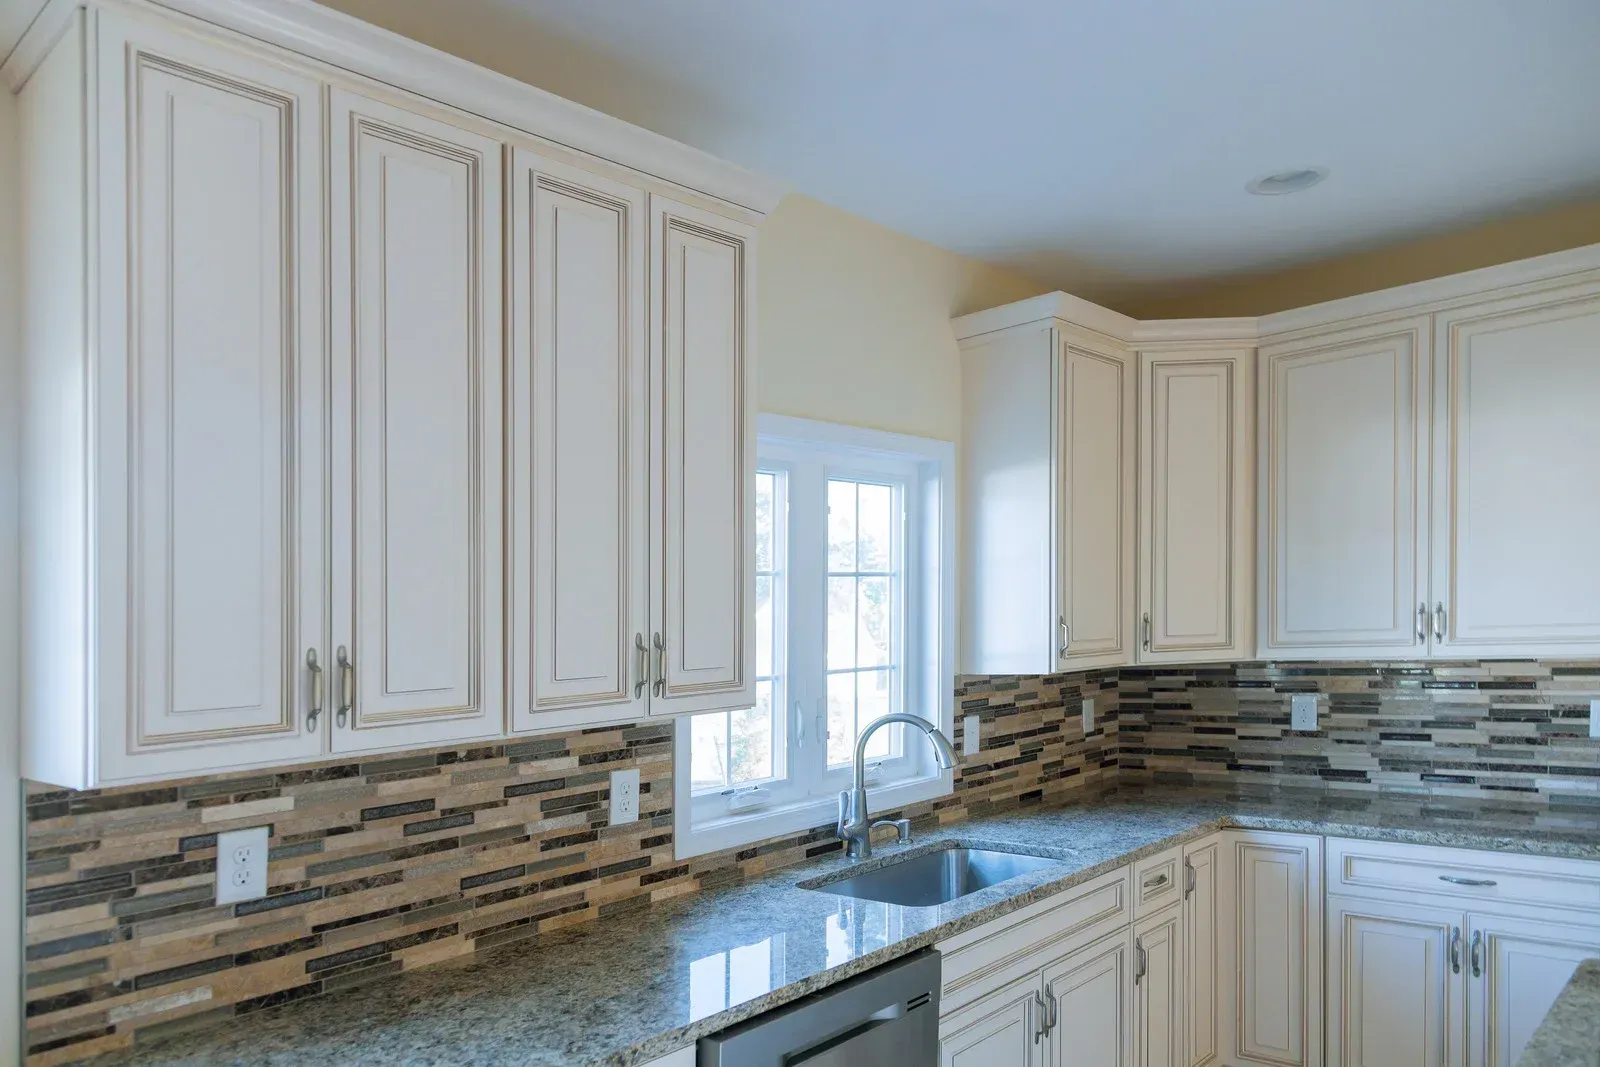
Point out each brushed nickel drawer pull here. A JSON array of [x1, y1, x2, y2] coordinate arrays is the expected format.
[[1439, 875, 1497, 888], [1143, 872, 1171, 891]]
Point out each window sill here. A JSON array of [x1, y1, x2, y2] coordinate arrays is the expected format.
[[673, 770, 954, 861]]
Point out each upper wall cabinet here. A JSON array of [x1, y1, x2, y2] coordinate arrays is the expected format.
[[327, 89, 505, 754], [959, 309, 1135, 674], [1136, 346, 1254, 664], [1429, 284, 1600, 656], [19, 4, 767, 787], [1258, 317, 1432, 659]]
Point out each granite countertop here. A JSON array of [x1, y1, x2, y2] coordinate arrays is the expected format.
[[85, 786, 1600, 1067], [1520, 959, 1600, 1067]]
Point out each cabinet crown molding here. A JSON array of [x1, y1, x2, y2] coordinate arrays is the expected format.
[[4, 0, 788, 215]]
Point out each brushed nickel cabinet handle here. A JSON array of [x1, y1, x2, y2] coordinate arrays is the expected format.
[[1417, 602, 1428, 642], [634, 633, 648, 699], [1184, 858, 1196, 899], [1434, 602, 1446, 642], [1057, 615, 1069, 658], [1135, 938, 1147, 984], [1450, 927, 1462, 975], [1033, 990, 1047, 1043], [1044, 981, 1058, 1031], [305, 649, 323, 731], [336, 645, 353, 728], [1143, 613, 1152, 651], [1470, 930, 1483, 978], [652, 633, 666, 697]]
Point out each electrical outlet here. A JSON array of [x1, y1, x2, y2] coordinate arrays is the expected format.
[[962, 714, 980, 756], [609, 768, 640, 825], [1590, 700, 1600, 740], [1083, 697, 1096, 734], [215, 826, 269, 905], [1291, 694, 1319, 732]]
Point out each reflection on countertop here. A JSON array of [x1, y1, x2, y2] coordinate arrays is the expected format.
[[80, 785, 1600, 1067]]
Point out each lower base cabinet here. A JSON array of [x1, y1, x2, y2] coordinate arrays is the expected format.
[[940, 976, 1045, 1067], [1326, 895, 1462, 1067], [1229, 831, 1324, 1067], [1134, 906, 1185, 1067], [1469, 914, 1600, 1067], [1045, 930, 1134, 1067]]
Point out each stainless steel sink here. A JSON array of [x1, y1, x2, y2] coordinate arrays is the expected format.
[[807, 846, 1060, 907]]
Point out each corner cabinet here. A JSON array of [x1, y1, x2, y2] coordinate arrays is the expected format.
[[1226, 831, 1323, 1067], [19, 4, 764, 788], [958, 309, 1136, 674]]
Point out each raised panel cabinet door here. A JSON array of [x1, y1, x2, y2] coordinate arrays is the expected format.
[[648, 196, 757, 715], [1135, 907, 1185, 1067], [1259, 318, 1431, 658], [1431, 286, 1600, 656], [508, 148, 649, 733], [328, 89, 504, 753], [1466, 914, 1600, 1067], [1137, 350, 1254, 663], [1232, 832, 1323, 1067], [1325, 895, 1464, 1067], [93, 11, 327, 780], [1058, 337, 1136, 670], [1043, 929, 1134, 1067], [939, 975, 1044, 1067], [1183, 839, 1222, 1067]]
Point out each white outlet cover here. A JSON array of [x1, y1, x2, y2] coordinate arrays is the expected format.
[[609, 767, 640, 825], [962, 714, 980, 756], [1291, 694, 1319, 732], [1590, 700, 1600, 739], [1083, 697, 1096, 734], [215, 825, 269, 905]]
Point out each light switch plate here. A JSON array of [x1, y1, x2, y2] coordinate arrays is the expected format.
[[1082, 698, 1096, 734], [1291, 694, 1319, 732], [962, 714, 980, 757], [609, 768, 640, 825], [215, 825, 269, 905], [1590, 700, 1600, 739]]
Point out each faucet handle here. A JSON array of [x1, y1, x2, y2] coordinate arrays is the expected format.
[[871, 818, 913, 845]]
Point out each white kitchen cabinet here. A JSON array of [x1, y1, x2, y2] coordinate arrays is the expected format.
[[1043, 930, 1134, 1067], [1428, 284, 1600, 657], [940, 974, 1044, 1067], [957, 303, 1135, 674], [1136, 348, 1254, 663], [648, 196, 758, 715], [1229, 831, 1323, 1067], [508, 148, 650, 733], [1326, 895, 1464, 1067], [1134, 906, 1184, 1067], [327, 88, 505, 754], [1258, 316, 1432, 659], [1467, 913, 1600, 1067], [1182, 838, 1222, 1067]]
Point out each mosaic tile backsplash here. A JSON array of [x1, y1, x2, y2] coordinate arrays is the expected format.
[[1119, 660, 1600, 801], [23, 671, 1117, 1064]]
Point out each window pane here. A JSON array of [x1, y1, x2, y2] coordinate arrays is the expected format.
[[729, 688, 773, 785], [827, 480, 856, 572], [826, 672, 854, 767], [857, 576, 891, 668], [859, 670, 893, 760], [755, 472, 774, 572], [827, 576, 856, 671], [857, 482, 893, 571], [755, 575, 773, 677], [690, 713, 729, 792]]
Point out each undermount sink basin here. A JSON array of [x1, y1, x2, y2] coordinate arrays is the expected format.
[[807, 846, 1059, 907]]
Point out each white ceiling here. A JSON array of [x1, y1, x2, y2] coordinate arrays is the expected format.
[[334, 0, 1600, 298]]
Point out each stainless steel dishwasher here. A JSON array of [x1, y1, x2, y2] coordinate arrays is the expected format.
[[697, 948, 941, 1066]]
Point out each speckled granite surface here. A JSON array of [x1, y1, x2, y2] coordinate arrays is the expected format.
[[81, 787, 1600, 1067], [1520, 959, 1600, 1067]]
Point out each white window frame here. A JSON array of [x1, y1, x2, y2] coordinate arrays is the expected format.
[[674, 415, 956, 860]]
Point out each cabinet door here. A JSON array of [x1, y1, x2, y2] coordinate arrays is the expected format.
[[1137, 350, 1253, 663], [1259, 318, 1430, 658], [94, 11, 326, 780], [1326, 895, 1464, 1067], [1183, 839, 1222, 1067], [1058, 336, 1136, 670], [508, 148, 649, 733], [1135, 906, 1185, 1067], [1467, 913, 1600, 1067], [1043, 929, 1133, 1067], [328, 89, 504, 752], [1231, 832, 1323, 1067], [940, 974, 1044, 1067], [1431, 286, 1600, 656], [648, 196, 756, 715]]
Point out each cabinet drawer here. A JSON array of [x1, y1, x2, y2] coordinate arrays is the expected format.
[[1133, 845, 1182, 918], [1326, 837, 1600, 916], [937, 866, 1131, 1013]]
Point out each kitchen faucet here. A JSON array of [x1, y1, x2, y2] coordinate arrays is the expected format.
[[836, 713, 959, 861]]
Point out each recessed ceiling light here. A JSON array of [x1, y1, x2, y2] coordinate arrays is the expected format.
[[1246, 168, 1329, 196]]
